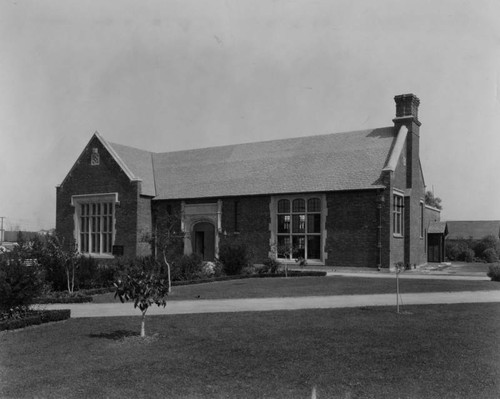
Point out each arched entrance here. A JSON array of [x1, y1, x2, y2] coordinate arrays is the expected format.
[[192, 222, 216, 261]]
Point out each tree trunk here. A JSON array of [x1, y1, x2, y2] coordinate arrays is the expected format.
[[71, 262, 75, 293], [66, 266, 71, 293], [163, 252, 172, 293], [141, 309, 147, 337]]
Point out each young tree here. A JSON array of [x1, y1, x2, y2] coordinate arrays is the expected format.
[[114, 265, 169, 337], [46, 235, 79, 293], [151, 212, 185, 293], [425, 191, 443, 210]]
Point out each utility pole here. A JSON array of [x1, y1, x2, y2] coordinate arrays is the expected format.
[[0, 216, 5, 245]]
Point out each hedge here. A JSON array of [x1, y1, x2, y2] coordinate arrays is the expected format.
[[171, 271, 327, 286], [0, 309, 71, 331], [35, 296, 93, 304], [487, 265, 500, 282]]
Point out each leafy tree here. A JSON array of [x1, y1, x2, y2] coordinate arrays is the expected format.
[[45, 235, 79, 293], [425, 191, 443, 210], [0, 253, 44, 314], [150, 212, 185, 292], [114, 264, 169, 337]]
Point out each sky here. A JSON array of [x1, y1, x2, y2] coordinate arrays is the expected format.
[[0, 0, 499, 231]]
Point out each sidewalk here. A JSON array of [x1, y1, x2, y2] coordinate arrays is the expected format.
[[41, 290, 500, 318]]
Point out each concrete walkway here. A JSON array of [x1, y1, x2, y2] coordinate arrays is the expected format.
[[40, 290, 500, 318], [326, 271, 490, 280]]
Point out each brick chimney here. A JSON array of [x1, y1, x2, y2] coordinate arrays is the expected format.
[[393, 93, 421, 189], [393, 93, 421, 128]]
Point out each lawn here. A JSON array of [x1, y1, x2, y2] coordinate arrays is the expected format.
[[1, 303, 499, 398], [92, 275, 500, 303]]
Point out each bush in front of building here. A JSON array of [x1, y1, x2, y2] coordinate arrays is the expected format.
[[473, 235, 500, 261], [445, 239, 472, 261], [171, 254, 204, 281], [0, 254, 45, 315], [482, 248, 499, 264], [218, 239, 252, 276], [259, 258, 281, 274], [446, 235, 500, 263], [487, 265, 500, 282]]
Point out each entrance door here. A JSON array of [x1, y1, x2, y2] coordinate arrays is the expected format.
[[428, 234, 443, 263], [192, 222, 215, 261]]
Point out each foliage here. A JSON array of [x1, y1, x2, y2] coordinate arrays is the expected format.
[[0, 309, 70, 331], [487, 265, 500, 282], [35, 291, 93, 304], [200, 260, 224, 278], [445, 240, 471, 261], [260, 258, 281, 274], [464, 248, 475, 263], [473, 235, 500, 260], [446, 235, 500, 263], [218, 239, 252, 275], [114, 262, 169, 337], [44, 235, 79, 293], [148, 211, 186, 292], [171, 253, 204, 281], [482, 248, 499, 263], [425, 191, 443, 210], [0, 254, 44, 313]]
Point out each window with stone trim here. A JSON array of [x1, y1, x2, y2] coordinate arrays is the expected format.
[[393, 193, 404, 236], [276, 197, 322, 260], [72, 194, 117, 256]]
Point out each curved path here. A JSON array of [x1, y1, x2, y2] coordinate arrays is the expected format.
[[40, 290, 500, 318]]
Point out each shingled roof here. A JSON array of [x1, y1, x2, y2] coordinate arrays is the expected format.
[[446, 221, 500, 240], [105, 126, 398, 199]]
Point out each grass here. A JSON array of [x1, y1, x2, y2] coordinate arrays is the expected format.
[[92, 275, 500, 303], [1, 303, 499, 398], [448, 262, 498, 273]]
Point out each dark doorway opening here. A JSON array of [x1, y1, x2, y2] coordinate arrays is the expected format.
[[192, 222, 215, 261]]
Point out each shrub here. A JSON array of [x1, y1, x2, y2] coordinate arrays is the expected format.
[[35, 291, 93, 304], [464, 248, 475, 263], [76, 256, 99, 289], [445, 240, 469, 261], [0, 309, 71, 331], [260, 258, 281, 274], [487, 265, 500, 282], [483, 248, 499, 264], [200, 261, 225, 278], [0, 255, 44, 313], [171, 254, 203, 281], [218, 240, 251, 275], [474, 235, 500, 261]]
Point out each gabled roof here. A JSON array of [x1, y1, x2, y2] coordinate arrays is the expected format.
[[107, 141, 156, 196], [150, 127, 395, 199], [446, 220, 500, 240], [101, 126, 399, 200], [428, 221, 447, 235]]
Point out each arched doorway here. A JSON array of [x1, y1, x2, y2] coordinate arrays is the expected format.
[[192, 222, 215, 261]]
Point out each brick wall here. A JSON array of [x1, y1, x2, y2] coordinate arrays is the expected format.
[[221, 196, 271, 263], [56, 135, 140, 258], [325, 190, 380, 267], [137, 195, 153, 257]]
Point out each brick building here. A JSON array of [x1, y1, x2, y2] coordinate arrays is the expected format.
[[56, 93, 439, 269]]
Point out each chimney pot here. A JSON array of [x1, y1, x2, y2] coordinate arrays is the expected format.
[[394, 93, 420, 123]]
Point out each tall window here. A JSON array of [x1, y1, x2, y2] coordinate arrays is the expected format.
[[72, 194, 117, 256], [393, 194, 404, 236], [277, 197, 322, 260]]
